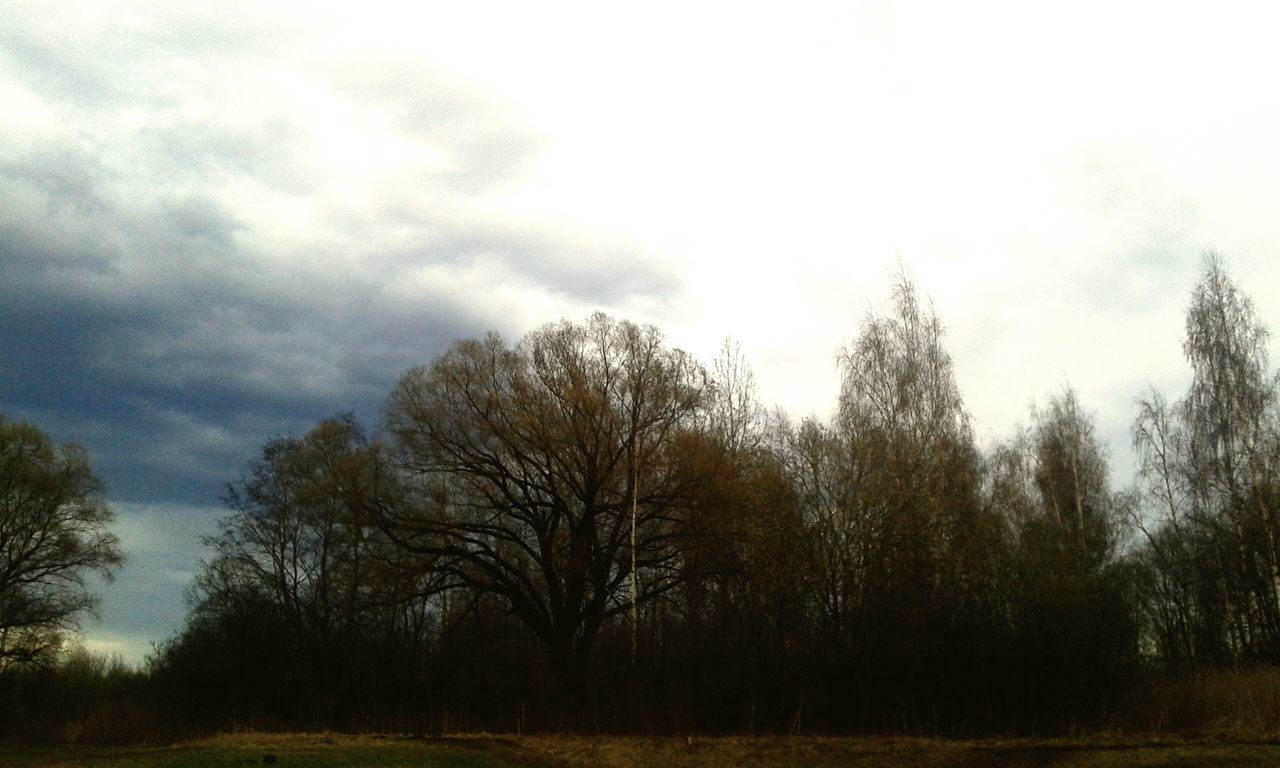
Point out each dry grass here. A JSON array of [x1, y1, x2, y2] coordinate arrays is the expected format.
[[515, 735, 961, 768], [511, 734, 1280, 768], [0, 732, 531, 768], [1128, 667, 1280, 734], [6, 732, 1280, 767]]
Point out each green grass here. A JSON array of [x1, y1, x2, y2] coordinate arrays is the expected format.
[[6, 733, 1280, 767]]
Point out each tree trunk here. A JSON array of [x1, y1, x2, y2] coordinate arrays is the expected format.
[[547, 633, 592, 728]]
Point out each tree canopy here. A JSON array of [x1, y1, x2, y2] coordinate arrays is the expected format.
[[380, 314, 715, 684], [93, 256, 1280, 736]]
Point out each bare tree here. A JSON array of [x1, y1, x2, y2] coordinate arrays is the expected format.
[[782, 417, 882, 650], [1133, 255, 1280, 662], [380, 313, 711, 687], [987, 389, 1140, 715], [835, 268, 986, 607], [1029, 389, 1122, 570], [1131, 390, 1204, 663], [837, 269, 970, 448], [1183, 255, 1280, 649], [187, 414, 441, 726], [200, 415, 414, 648], [706, 338, 768, 456], [0, 415, 123, 666]]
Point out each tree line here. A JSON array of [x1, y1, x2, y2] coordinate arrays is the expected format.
[[1, 255, 1278, 740]]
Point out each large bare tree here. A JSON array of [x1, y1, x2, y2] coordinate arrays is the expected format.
[[380, 313, 710, 684]]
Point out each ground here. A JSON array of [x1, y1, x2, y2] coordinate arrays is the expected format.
[[5, 732, 1280, 767]]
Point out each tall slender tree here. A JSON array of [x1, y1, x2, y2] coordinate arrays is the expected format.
[[1134, 255, 1280, 663], [989, 390, 1139, 721]]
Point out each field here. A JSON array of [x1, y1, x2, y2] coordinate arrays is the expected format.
[[6, 733, 1280, 768]]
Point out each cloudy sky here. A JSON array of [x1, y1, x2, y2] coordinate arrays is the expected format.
[[3, 1, 1280, 663]]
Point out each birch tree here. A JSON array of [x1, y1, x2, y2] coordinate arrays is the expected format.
[[1134, 255, 1280, 662]]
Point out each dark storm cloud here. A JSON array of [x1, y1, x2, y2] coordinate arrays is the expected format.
[[0, 188, 494, 503], [0, 6, 681, 514]]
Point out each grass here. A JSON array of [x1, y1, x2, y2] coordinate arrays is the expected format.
[[5, 732, 1280, 767], [1128, 667, 1280, 733], [0, 733, 541, 768], [518, 734, 1280, 767]]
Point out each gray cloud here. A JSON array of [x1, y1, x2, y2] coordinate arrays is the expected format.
[[0, 5, 680, 521], [325, 55, 545, 194]]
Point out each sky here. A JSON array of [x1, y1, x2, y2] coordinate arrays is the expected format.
[[3, 1, 1280, 665]]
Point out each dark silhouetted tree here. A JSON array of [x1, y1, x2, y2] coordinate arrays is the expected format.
[[380, 314, 712, 697], [0, 415, 123, 667], [175, 414, 438, 728], [988, 389, 1139, 725]]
